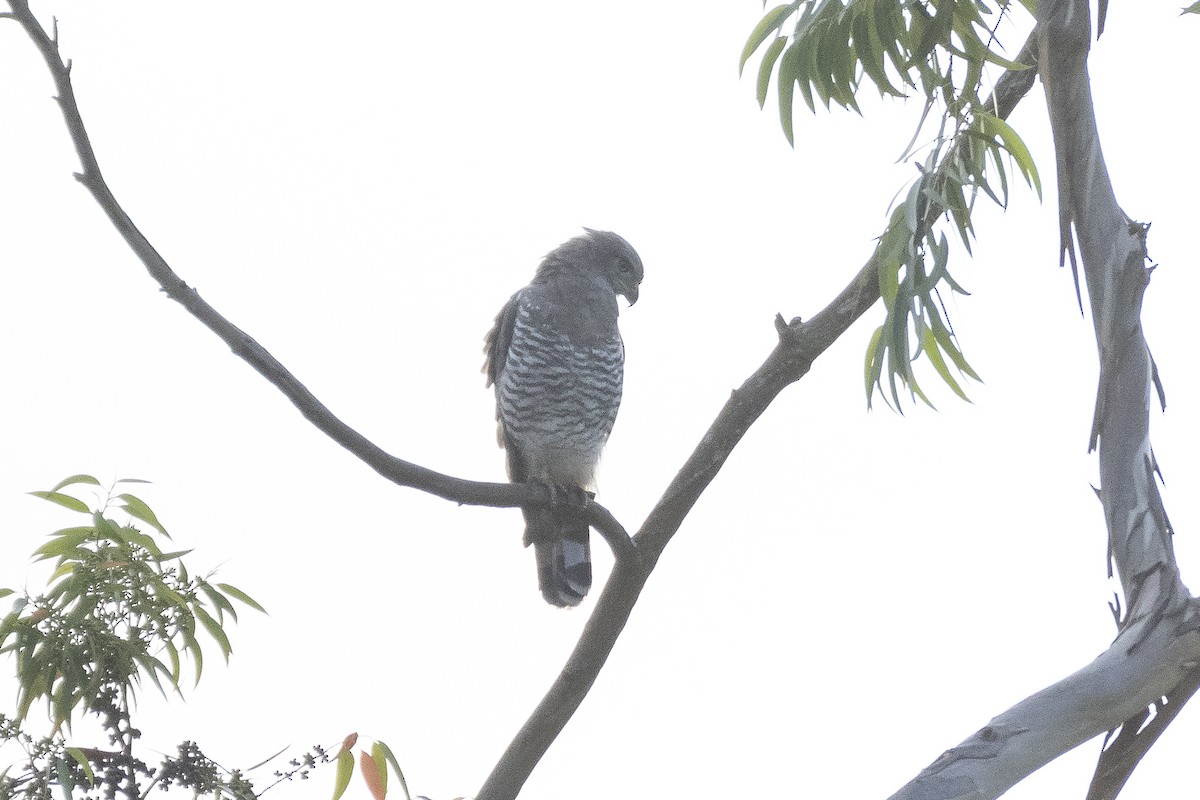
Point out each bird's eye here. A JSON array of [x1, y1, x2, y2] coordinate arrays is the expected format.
[[617, 261, 632, 274]]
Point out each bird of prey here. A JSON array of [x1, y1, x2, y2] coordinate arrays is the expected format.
[[484, 229, 643, 607]]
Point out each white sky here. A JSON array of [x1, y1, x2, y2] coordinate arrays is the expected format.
[[0, 2, 1197, 799]]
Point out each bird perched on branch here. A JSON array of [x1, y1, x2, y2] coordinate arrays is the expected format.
[[484, 229, 643, 607]]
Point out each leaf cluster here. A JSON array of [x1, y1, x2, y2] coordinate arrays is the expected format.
[[866, 105, 1038, 407], [0, 475, 264, 731], [0, 712, 97, 800], [740, 0, 1034, 141], [328, 734, 411, 800], [0, 474, 415, 800], [741, 1, 1041, 408]]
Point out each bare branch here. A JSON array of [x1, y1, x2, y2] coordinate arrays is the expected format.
[[1, 0, 640, 541], [1087, 663, 1200, 800]]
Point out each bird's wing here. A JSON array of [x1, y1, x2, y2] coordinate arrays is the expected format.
[[484, 289, 521, 389], [483, 290, 530, 481]]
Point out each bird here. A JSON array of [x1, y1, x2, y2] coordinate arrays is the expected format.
[[484, 229, 643, 607]]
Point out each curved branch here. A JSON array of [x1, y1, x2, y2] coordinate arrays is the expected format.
[[5, 3, 1047, 798], [890, 4, 1200, 799], [478, 34, 1043, 799], [1, 1, 632, 532]]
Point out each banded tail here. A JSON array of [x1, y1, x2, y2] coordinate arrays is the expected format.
[[525, 507, 592, 607]]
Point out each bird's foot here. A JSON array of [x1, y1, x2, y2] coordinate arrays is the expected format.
[[557, 484, 593, 510], [522, 482, 594, 548], [534, 481, 592, 510]]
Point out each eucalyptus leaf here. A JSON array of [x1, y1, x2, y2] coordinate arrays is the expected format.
[[29, 490, 90, 514], [50, 474, 101, 492], [332, 750, 355, 800]]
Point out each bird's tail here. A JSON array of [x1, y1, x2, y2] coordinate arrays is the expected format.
[[525, 508, 591, 607]]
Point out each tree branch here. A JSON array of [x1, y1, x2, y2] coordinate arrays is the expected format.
[[477, 30, 1045, 800], [1, 0, 627, 531], [889, 4, 1200, 798], [6, 3, 1069, 798]]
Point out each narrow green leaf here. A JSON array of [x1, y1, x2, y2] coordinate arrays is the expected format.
[[755, 37, 788, 108], [739, 3, 798, 74], [792, 31, 821, 115], [29, 491, 90, 514], [132, 652, 176, 699], [902, 177, 923, 235], [824, 15, 861, 111], [155, 549, 194, 562], [116, 493, 170, 538], [182, 627, 204, 685], [374, 741, 412, 800], [807, 23, 835, 109], [17, 671, 49, 721], [217, 583, 267, 614], [1184, 1, 1200, 12], [922, 327, 969, 400], [151, 580, 188, 608], [929, 313, 981, 381], [51, 679, 75, 729], [51, 475, 101, 492], [976, 111, 1042, 198], [864, 325, 886, 405], [65, 747, 96, 785], [0, 610, 22, 646], [0, 588, 13, 600], [33, 530, 96, 560], [876, 0, 913, 88], [120, 526, 163, 555], [910, 370, 935, 408], [791, 0, 834, 41], [990, 142, 1011, 206], [55, 756, 74, 800], [94, 515, 125, 542], [853, 5, 901, 97], [47, 562, 77, 583], [200, 582, 239, 624], [777, 43, 799, 145], [332, 750, 355, 800], [246, 745, 290, 771], [194, 606, 233, 661], [164, 639, 182, 684], [909, 0, 952, 65], [958, 32, 984, 100], [876, 236, 902, 307], [884, 333, 904, 410]]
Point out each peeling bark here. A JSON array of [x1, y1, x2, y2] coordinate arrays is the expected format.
[[890, 3, 1200, 799]]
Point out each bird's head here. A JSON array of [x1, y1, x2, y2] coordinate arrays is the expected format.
[[580, 228, 643, 306], [538, 228, 643, 306]]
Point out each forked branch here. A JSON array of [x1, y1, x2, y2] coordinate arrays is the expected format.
[[890, 3, 1200, 799], [5, 3, 1051, 799], [479, 30, 1043, 800]]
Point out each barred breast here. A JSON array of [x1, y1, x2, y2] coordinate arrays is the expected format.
[[498, 301, 624, 486]]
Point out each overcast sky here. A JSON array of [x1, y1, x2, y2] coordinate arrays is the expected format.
[[1, 2, 1198, 799]]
